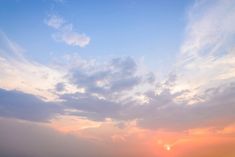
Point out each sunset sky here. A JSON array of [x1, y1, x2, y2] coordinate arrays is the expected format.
[[0, 0, 235, 157]]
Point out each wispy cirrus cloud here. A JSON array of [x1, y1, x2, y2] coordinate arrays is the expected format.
[[45, 15, 90, 47], [173, 0, 235, 99], [0, 32, 78, 101]]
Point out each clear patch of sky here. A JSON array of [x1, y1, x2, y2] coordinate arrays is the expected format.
[[0, 0, 194, 73]]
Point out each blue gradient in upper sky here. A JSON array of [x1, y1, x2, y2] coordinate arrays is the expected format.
[[0, 0, 192, 71]]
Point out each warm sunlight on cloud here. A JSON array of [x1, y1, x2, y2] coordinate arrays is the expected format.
[[49, 115, 101, 133]]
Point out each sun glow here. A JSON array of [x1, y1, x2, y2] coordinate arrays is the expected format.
[[164, 144, 171, 151]]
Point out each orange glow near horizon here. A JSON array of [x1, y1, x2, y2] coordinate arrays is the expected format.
[[48, 116, 235, 157]]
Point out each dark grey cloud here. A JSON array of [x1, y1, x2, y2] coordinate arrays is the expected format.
[[55, 57, 144, 121], [58, 69, 235, 131], [0, 88, 63, 122], [55, 82, 65, 92], [1, 75, 234, 132], [61, 92, 123, 121], [68, 57, 141, 95], [135, 83, 235, 130]]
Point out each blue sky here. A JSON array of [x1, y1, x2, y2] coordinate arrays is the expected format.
[[0, 0, 192, 72]]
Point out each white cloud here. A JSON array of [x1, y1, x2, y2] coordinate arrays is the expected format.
[[45, 15, 90, 47], [45, 15, 64, 29], [171, 0, 235, 101], [53, 31, 90, 47], [0, 32, 82, 101]]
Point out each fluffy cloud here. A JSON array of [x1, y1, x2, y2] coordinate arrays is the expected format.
[[45, 15, 90, 47], [55, 56, 145, 121], [68, 57, 140, 95], [59, 74, 235, 131], [135, 82, 235, 130]]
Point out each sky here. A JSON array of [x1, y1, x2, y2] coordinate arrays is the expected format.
[[0, 0, 235, 157]]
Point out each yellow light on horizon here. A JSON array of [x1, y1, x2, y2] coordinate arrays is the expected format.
[[164, 144, 171, 151]]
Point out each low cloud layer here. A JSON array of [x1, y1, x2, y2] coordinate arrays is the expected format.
[[0, 118, 158, 157], [0, 118, 107, 157], [0, 88, 62, 122]]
